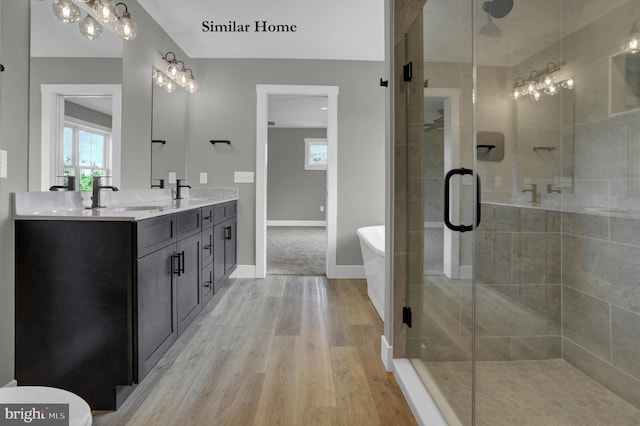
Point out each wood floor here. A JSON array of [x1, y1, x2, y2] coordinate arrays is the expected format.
[[93, 276, 417, 426]]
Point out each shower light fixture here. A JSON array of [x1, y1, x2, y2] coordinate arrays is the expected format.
[[623, 19, 640, 54], [161, 53, 198, 93], [52, 0, 138, 41], [512, 63, 574, 101]]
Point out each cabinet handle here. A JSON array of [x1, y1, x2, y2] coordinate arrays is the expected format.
[[179, 251, 185, 274], [203, 244, 212, 252], [171, 254, 181, 276], [224, 226, 232, 240], [204, 213, 212, 221], [204, 270, 213, 289]]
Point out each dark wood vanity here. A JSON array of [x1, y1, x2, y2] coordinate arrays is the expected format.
[[14, 200, 237, 410]]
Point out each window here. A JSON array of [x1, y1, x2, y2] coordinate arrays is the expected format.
[[62, 118, 111, 191], [304, 138, 328, 170]]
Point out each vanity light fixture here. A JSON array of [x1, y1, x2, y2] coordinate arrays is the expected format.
[[153, 67, 178, 93], [512, 63, 574, 101], [161, 53, 198, 93], [623, 19, 640, 54], [114, 3, 137, 40], [53, 0, 138, 41], [53, 0, 81, 23]]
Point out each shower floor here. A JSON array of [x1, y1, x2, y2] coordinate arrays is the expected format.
[[418, 359, 640, 426]]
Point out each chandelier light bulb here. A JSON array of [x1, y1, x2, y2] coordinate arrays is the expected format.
[[53, 0, 81, 23], [79, 14, 103, 40], [93, 0, 118, 24]]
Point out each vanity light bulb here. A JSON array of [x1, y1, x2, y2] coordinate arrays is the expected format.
[[92, 0, 118, 24], [527, 82, 536, 94], [73, 0, 90, 3], [154, 72, 168, 87], [115, 11, 137, 40], [512, 89, 521, 100], [546, 84, 558, 95], [624, 30, 640, 54], [533, 91, 542, 101], [176, 69, 189, 87], [79, 14, 103, 40], [167, 61, 179, 78], [565, 78, 574, 89], [164, 80, 177, 93], [53, 0, 81, 23], [187, 78, 198, 93]]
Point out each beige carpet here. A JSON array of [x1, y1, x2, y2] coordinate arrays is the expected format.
[[267, 226, 326, 275]]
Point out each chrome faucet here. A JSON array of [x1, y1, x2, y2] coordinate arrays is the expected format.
[[522, 183, 538, 204], [91, 176, 119, 209], [175, 179, 191, 200], [547, 183, 561, 194], [49, 175, 75, 191]]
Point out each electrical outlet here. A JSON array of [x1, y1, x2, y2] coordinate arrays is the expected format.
[[234, 171, 254, 183], [495, 176, 502, 188], [320, 206, 325, 212], [199, 172, 208, 184], [168, 172, 177, 184]]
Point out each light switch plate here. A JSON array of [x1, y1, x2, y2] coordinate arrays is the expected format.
[[0, 150, 6, 179], [168, 172, 177, 184], [234, 171, 254, 183], [200, 172, 208, 184]]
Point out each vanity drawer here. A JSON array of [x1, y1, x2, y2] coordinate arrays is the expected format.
[[177, 208, 201, 239], [213, 201, 237, 224], [137, 214, 176, 258], [201, 225, 214, 266], [201, 205, 214, 229]]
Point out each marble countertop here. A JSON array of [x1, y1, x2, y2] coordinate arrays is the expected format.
[[12, 188, 238, 221]]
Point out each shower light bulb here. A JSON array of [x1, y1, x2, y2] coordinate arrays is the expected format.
[[79, 14, 103, 40], [53, 0, 81, 23]]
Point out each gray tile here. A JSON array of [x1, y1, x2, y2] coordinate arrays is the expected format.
[[562, 212, 609, 239], [520, 208, 560, 232], [610, 216, 640, 246], [420, 336, 472, 362], [564, 338, 640, 410], [421, 284, 461, 338], [562, 234, 640, 313], [476, 336, 511, 361], [514, 233, 561, 284], [563, 286, 611, 361], [476, 232, 512, 285], [512, 336, 561, 360], [612, 305, 640, 381]]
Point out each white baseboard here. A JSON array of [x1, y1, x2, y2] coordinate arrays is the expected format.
[[381, 335, 393, 372], [393, 359, 448, 426], [459, 265, 472, 279], [333, 265, 365, 279], [231, 265, 364, 279], [3, 380, 17, 388], [230, 265, 256, 279], [267, 220, 327, 227]]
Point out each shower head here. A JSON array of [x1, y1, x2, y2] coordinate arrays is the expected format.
[[482, 0, 514, 19]]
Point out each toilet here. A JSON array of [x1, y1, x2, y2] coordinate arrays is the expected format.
[[0, 386, 92, 426]]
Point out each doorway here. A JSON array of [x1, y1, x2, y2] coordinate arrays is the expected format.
[[255, 84, 339, 278]]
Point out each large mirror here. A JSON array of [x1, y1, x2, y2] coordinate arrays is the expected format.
[[29, 0, 123, 191], [151, 68, 188, 188]]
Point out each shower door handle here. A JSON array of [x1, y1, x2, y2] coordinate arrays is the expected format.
[[444, 168, 481, 232]]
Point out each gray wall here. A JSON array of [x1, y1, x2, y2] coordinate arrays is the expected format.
[[267, 127, 327, 222], [187, 59, 386, 266], [151, 84, 188, 185], [65, 101, 112, 129], [0, 0, 30, 387]]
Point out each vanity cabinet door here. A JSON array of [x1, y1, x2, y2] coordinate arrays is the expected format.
[[224, 218, 237, 276], [137, 244, 177, 381], [213, 221, 226, 284], [176, 232, 201, 335]]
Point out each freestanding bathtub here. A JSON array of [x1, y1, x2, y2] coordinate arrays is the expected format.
[[357, 225, 385, 322]]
